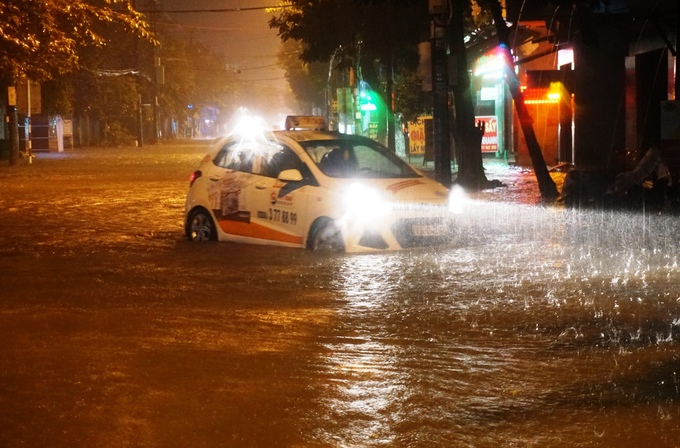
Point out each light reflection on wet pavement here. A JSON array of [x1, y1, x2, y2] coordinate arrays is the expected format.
[[1, 145, 679, 447]]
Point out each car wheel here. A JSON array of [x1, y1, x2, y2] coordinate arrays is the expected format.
[[187, 208, 217, 242], [309, 219, 344, 252]]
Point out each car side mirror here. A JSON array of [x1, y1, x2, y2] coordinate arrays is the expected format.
[[278, 169, 303, 182]]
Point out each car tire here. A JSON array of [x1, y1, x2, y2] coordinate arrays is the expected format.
[[187, 208, 217, 242], [308, 218, 344, 252]]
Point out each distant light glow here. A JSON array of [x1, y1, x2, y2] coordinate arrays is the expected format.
[[234, 116, 266, 136], [224, 108, 269, 140], [474, 48, 508, 79], [358, 91, 377, 111], [523, 82, 566, 105], [219, 108, 274, 164], [525, 98, 559, 105], [558, 48, 574, 69], [480, 87, 497, 101]]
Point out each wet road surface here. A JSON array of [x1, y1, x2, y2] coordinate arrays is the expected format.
[[1, 144, 679, 447]]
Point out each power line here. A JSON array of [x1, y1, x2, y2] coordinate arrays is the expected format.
[[150, 20, 274, 34], [138, 5, 288, 14], [234, 76, 287, 82], [240, 63, 280, 71]]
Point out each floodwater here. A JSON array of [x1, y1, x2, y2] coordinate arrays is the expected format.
[[1, 144, 679, 447]]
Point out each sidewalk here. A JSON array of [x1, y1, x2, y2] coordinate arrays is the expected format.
[[414, 154, 567, 206], [471, 158, 567, 205]]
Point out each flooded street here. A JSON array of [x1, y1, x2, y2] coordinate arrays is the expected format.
[[1, 144, 679, 447]]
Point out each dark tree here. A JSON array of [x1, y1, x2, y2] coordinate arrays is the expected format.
[[269, 0, 430, 151], [277, 39, 328, 114], [1, 0, 154, 161], [270, 0, 498, 188], [448, 0, 490, 190]]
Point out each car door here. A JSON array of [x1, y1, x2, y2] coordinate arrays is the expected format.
[[247, 145, 313, 247], [208, 141, 260, 238]]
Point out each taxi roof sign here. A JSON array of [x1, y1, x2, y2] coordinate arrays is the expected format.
[[284, 115, 327, 131]]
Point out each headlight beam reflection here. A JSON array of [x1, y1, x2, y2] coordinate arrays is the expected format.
[[317, 255, 406, 445]]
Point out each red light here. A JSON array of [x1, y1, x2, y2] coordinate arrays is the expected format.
[[189, 170, 202, 187]]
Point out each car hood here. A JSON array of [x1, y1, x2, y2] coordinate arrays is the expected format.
[[322, 176, 450, 205]]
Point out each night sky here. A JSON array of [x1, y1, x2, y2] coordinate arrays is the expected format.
[[158, 1, 281, 72], [153, 0, 292, 119]]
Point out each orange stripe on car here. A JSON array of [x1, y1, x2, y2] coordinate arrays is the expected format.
[[386, 179, 424, 194], [218, 220, 304, 245]]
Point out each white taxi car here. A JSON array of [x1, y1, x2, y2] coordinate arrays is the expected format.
[[184, 116, 456, 252]]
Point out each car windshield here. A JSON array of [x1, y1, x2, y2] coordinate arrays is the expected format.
[[300, 138, 421, 179]]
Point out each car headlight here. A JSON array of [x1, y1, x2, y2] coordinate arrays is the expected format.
[[448, 184, 468, 214], [343, 183, 391, 222]]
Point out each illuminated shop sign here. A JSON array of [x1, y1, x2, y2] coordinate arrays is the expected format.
[[476, 115, 498, 153]]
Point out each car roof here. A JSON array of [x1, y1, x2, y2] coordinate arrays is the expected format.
[[270, 130, 370, 144], [209, 130, 377, 154]]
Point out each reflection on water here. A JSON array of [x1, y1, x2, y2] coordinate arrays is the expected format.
[[310, 200, 680, 447], [3, 148, 680, 446]]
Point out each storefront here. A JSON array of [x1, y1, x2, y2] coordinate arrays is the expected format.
[[471, 23, 575, 168], [473, 48, 509, 159]]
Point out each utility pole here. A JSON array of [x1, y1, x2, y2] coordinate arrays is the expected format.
[[429, 0, 452, 186], [7, 86, 19, 166], [151, 1, 160, 143], [387, 60, 396, 152], [676, 5, 680, 99], [133, 0, 144, 147], [137, 94, 144, 147], [153, 57, 160, 143], [26, 80, 32, 162]]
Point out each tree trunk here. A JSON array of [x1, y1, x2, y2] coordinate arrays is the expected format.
[[485, 0, 560, 200], [505, 69, 560, 199], [432, 22, 452, 186], [449, 0, 489, 190], [6, 103, 19, 166], [387, 57, 396, 153]]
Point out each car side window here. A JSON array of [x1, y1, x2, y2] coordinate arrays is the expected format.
[[353, 143, 414, 177], [213, 146, 230, 168], [318, 146, 359, 177], [353, 144, 395, 175], [262, 146, 304, 178], [213, 142, 256, 174]]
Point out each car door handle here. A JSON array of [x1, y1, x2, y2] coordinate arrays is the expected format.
[[255, 184, 267, 190], [209, 177, 222, 182]]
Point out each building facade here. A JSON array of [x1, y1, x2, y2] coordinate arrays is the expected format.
[[492, 0, 680, 178]]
